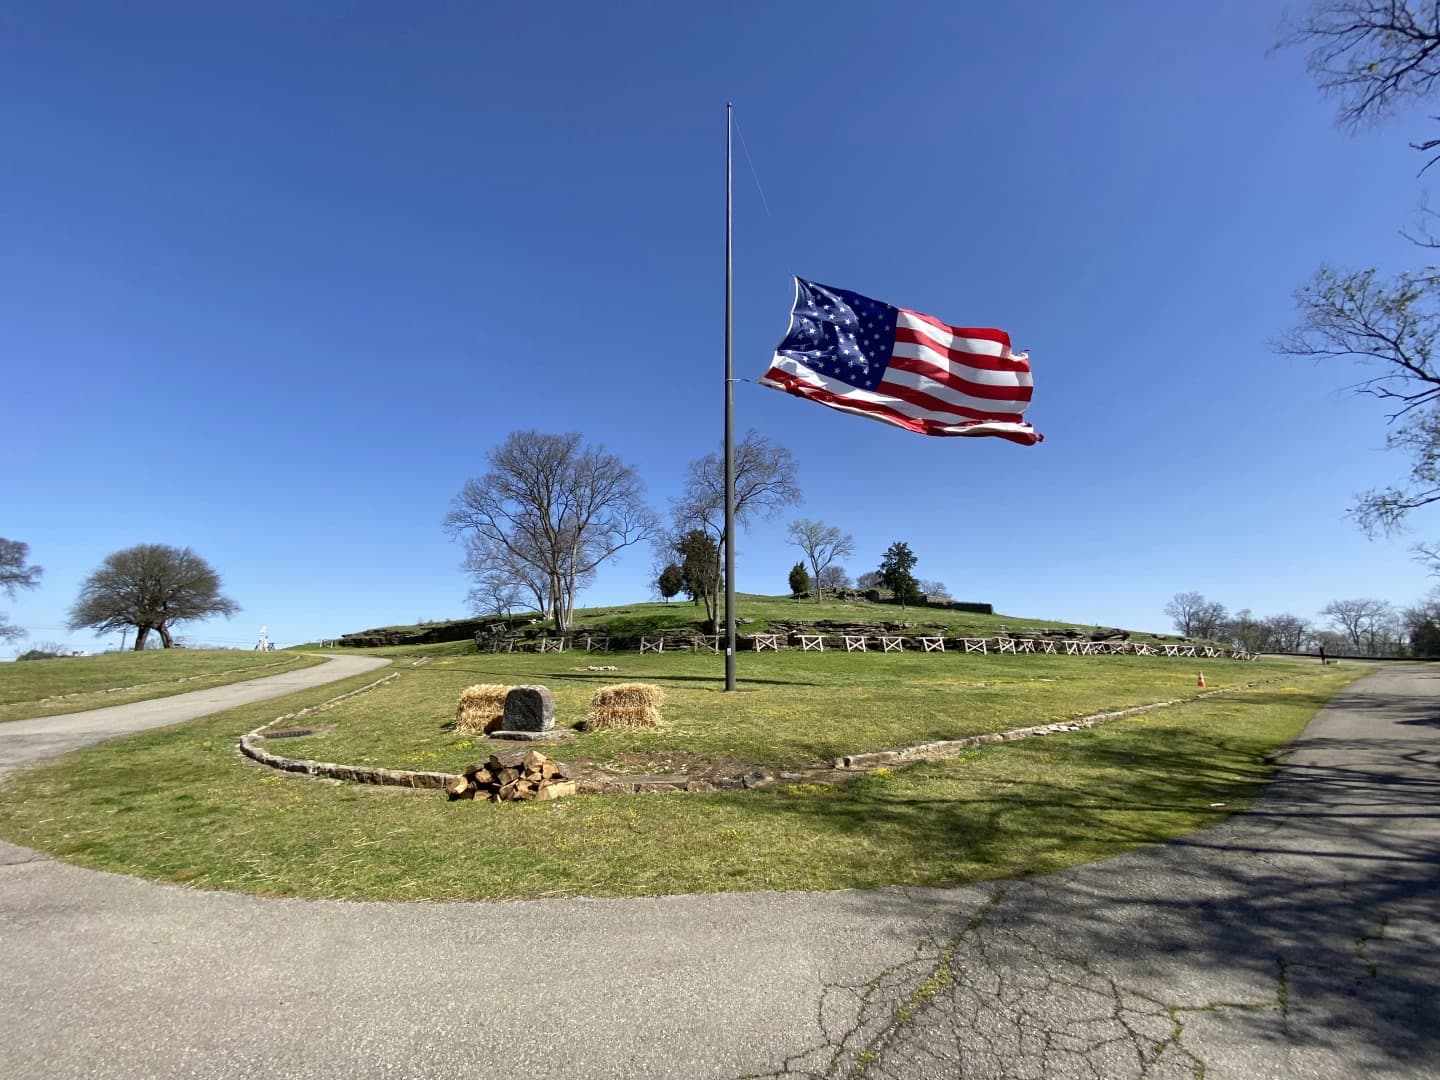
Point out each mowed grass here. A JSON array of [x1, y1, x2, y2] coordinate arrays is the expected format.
[[333, 593, 1173, 645], [0, 656, 1363, 901], [0, 649, 325, 723], [271, 648, 1278, 774], [596, 592, 1172, 639]]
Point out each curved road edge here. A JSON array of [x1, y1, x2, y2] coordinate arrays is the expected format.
[[0, 653, 392, 780], [0, 664, 1434, 1078]]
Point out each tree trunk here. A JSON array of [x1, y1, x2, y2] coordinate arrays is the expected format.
[[133, 626, 151, 651], [157, 624, 174, 648], [550, 570, 570, 634], [706, 539, 724, 633]]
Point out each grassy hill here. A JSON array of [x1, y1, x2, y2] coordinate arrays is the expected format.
[[318, 593, 1172, 651]]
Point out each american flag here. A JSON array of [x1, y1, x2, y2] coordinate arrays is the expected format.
[[759, 278, 1042, 445]]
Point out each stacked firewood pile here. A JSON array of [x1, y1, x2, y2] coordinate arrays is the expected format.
[[447, 748, 576, 802]]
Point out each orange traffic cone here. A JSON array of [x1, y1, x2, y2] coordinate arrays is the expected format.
[[1196, 672, 1206, 688]]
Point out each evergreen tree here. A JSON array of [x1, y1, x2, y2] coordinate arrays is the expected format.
[[675, 530, 720, 616], [878, 541, 920, 608], [657, 564, 684, 604], [788, 562, 810, 598]]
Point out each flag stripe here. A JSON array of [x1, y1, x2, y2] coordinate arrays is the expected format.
[[759, 368, 1041, 444], [894, 331, 1034, 380], [899, 308, 1012, 352], [763, 358, 1031, 425], [892, 341, 1034, 388], [897, 310, 1028, 365], [877, 365, 1031, 416], [887, 353, 1034, 402]]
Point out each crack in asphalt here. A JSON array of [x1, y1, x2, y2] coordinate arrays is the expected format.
[[734, 892, 982, 1080], [851, 890, 1247, 1080], [0, 843, 49, 868], [737, 887, 1406, 1080]]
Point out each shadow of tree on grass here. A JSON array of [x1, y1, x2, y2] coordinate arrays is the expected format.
[[749, 673, 1440, 1078]]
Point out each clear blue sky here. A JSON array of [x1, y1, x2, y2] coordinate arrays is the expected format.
[[4, 0, 1438, 652]]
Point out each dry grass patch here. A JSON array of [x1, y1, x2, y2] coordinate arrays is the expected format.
[[583, 682, 666, 730], [453, 683, 511, 735]]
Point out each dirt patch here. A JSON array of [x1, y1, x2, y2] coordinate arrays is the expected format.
[[584, 750, 759, 782]]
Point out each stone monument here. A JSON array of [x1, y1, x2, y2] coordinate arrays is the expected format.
[[490, 685, 571, 742]]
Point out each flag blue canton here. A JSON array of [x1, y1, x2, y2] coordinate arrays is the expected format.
[[774, 279, 898, 392]]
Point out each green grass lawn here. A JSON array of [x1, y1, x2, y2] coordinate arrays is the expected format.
[[574, 592, 1152, 637], [0, 649, 325, 723], [268, 649, 1286, 776], [318, 593, 1180, 648], [0, 652, 1364, 901]]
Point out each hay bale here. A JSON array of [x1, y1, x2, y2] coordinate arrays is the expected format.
[[583, 682, 666, 730], [454, 684, 512, 735]]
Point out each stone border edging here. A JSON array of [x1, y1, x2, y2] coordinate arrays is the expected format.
[[587, 681, 1277, 793], [241, 743, 456, 789], [238, 675, 1275, 797], [238, 673, 457, 791], [831, 687, 1241, 769]]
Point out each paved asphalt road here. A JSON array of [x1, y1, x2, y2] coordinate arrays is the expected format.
[[1, 662, 1436, 1079], [0, 653, 392, 780]]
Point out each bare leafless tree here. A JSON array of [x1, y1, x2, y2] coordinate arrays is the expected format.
[[445, 431, 655, 634], [1278, 3, 1440, 563], [1277, 266, 1440, 533], [0, 537, 43, 642], [1402, 586, 1440, 653], [462, 541, 571, 621], [919, 578, 951, 601], [1218, 610, 1315, 653], [1320, 596, 1397, 652], [1163, 591, 1228, 639], [667, 431, 802, 629], [786, 519, 855, 603], [68, 544, 239, 649], [818, 565, 853, 594], [1281, 1, 1440, 135], [466, 571, 528, 619], [1221, 609, 1263, 653], [1261, 613, 1314, 652]]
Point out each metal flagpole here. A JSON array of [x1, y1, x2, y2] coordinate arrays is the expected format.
[[724, 102, 737, 692]]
